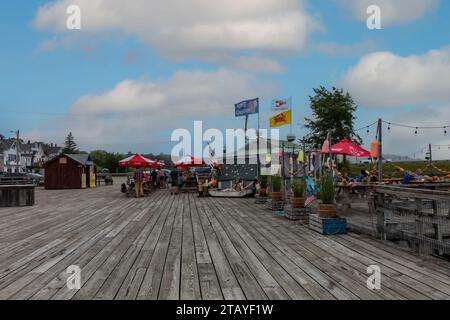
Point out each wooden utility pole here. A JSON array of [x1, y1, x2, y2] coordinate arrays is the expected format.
[[15, 130, 20, 173], [377, 119, 383, 182], [428, 144, 433, 166], [302, 138, 307, 182], [327, 130, 333, 176]]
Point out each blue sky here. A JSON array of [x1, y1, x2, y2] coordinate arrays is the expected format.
[[1, 0, 449, 158]]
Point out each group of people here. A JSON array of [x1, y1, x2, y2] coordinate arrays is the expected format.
[[338, 170, 379, 184], [132, 168, 169, 198]]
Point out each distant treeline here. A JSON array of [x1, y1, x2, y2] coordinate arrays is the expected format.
[[89, 150, 172, 173]]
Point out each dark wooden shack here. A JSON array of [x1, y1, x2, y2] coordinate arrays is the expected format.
[[43, 154, 96, 189]]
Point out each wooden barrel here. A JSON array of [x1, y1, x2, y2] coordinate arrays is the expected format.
[[0, 185, 35, 207], [318, 204, 337, 218]]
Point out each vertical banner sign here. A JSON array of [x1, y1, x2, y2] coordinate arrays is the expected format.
[[235, 98, 259, 117], [271, 97, 292, 112]]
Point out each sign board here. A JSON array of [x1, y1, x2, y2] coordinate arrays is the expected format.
[[235, 98, 259, 117]]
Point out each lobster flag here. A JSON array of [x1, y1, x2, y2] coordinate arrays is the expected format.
[[270, 110, 292, 128], [271, 98, 292, 112]]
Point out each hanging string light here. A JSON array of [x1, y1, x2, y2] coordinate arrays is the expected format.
[[382, 120, 450, 136]]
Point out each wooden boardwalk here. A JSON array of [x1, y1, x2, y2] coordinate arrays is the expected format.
[[0, 183, 449, 300]]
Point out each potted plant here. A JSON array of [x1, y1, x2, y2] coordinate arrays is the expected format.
[[291, 180, 306, 208], [258, 175, 269, 197], [270, 176, 283, 201], [318, 173, 337, 218]]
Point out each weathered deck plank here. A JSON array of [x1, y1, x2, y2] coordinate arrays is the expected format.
[[0, 184, 449, 300]]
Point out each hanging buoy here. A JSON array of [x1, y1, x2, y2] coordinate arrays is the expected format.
[[370, 140, 379, 158]]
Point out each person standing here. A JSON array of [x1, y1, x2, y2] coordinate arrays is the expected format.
[[170, 169, 179, 195], [134, 167, 144, 198], [177, 172, 184, 194], [151, 169, 158, 188]]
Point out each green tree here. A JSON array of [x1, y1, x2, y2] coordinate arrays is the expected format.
[[90, 150, 127, 173], [62, 132, 79, 154], [304, 86, 362, 148]]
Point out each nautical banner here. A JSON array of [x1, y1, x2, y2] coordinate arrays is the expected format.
[[235, 98, 259, 117], [271, 97, 292, 112], [270, 110, 292, 128]]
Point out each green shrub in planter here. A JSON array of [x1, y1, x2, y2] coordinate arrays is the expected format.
[[291, 180, 305, 197], [318, 174, 337, 204], [271, 176, 282, 192], [259, 175, 269, 189]]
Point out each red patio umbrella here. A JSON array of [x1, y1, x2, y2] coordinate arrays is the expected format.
[[173, 155, 204, 168], [154, 161, 165, 169], [118, 154, 157, 168], [321, 139, 370, 158]]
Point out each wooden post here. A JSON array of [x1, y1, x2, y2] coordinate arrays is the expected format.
[[15, 130, 20, 173], [377, 119, 383, 182], [302, 138, 307, 183], [415, 198, 424, 254], [375, 192, 386, 240]]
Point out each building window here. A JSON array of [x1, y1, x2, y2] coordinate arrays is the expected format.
[[8, 154, 17, 162]]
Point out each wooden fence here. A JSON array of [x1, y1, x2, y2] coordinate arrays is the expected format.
[[372, 185, 450, 255]]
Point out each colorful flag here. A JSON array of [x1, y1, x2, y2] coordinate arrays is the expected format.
[[271, 98, 291, 112], [298, 151, 304, 163], [270, 110, 292, 128], [235, 98, 259, 117]]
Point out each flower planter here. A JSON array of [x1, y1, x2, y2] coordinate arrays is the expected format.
[[318, 203, 337, 218], [259, 188, 267, 197], [291, 197, 305, 209], [270, 192, 283, 201]]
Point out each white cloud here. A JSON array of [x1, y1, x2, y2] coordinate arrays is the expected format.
[[28, 69, 278, 151], [341, 47, 450, 108], [33, 0, 319, 61], [226, 56, 286, 74], [339, 0, 439, 25]]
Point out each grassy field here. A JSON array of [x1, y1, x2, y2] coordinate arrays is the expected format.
[[348, 160, 450, 177]]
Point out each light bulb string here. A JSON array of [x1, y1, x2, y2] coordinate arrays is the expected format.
[[382, 121, 449, 130]]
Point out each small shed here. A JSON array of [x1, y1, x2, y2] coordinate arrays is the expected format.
[[44, 154, 96, 189]]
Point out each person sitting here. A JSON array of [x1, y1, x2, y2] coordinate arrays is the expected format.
[[369, 170, 379, 183], [357, 169, 368, 182], [403, 171, 415, 184]]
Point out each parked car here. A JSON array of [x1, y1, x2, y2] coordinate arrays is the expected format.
[[359, 158, 392, 165], [27, 173, 44, 186]]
